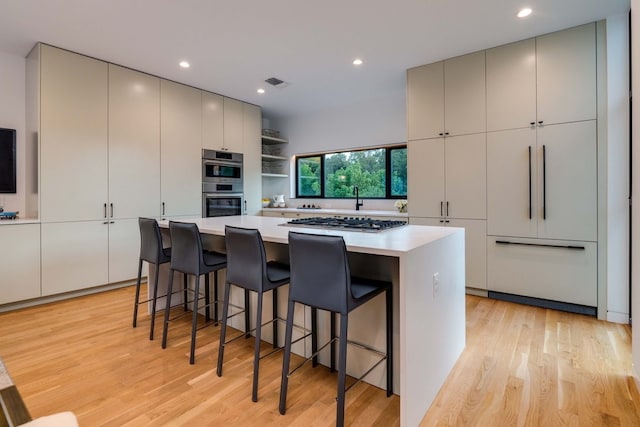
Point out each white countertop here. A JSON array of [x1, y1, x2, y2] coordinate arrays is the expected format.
[[159, 215, 458, 257], [261, 207, 409, 218], [0, 218, 40, 225]]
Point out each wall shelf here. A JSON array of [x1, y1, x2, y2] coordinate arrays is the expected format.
[[261, 173, 289, 178], [261, 135, 289, 145]]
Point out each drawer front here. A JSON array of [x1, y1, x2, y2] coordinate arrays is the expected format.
[[487, 236, 597, 307]]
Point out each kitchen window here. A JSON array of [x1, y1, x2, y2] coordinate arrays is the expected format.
[[295, 145, 407, 199]]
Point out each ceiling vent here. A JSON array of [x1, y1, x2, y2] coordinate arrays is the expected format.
[[265, 77, 289, 88]]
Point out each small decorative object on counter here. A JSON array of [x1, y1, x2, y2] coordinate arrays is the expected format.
[[262, 198, 271, 208], [394, 200, 408, 213]]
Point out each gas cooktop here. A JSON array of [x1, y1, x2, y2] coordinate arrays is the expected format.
[[283, 216, 407, 232]]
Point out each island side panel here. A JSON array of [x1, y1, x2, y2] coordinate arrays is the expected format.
[[399, 229, 466, 427]]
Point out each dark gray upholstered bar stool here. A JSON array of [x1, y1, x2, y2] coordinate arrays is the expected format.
[[161, 221, 227, 364], [280, 231, 393, 427], [217, 226, 290, 402], [133, 217, 188, 340]]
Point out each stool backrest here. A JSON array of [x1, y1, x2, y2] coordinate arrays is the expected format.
[[225, 226, 268, 292], [169, 221, 205, 275], [288, 231, 351, 314], [138, 217, 165, 264]]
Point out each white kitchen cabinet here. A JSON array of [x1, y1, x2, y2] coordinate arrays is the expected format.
[[160, 80, 202, 218], [536, 23, 596, 125], [0, 224, 41, 305], [486, 23, 596, 132], [487, 236, 597, 307], [407, 51, 485, 141], [487, 121, 596, 242], [486, 38, 537, 132], [202, 91, 224, 151], [223, 97, 244, 153], [41, 221, 109, 296], [108, 64, 160, 219], [243, 103, 262, 215], [108, 218, 141, 283], [408, 133, 486, 220], [39, 45, 108, 222], [410, 217, 487, 290]]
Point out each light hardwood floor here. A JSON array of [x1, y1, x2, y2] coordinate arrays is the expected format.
[[0, 286, 638, 426]]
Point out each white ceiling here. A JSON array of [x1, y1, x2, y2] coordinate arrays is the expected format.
[[0, 0, 630, 120]]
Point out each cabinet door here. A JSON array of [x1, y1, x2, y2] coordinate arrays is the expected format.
[[243, 103, 262, 215], [203, 91, 224, 151], [444, 51, 486, 136], [487, 236, 597, 307], [108, 65, 160, 219], [537, 121, 597, 241], [406, 62, 444, 141], [536, 23, 596, 125], [409, 217, 486, 290], [41, 221, 109, 296], [407, 139, 444, 218], [486, 38, 537, 132], [444, 134, 486, 220], [487, 128, 538, 238], [223, 97, 244, 153], [40, 45, 108, 222], [160, 80, 202, 217], [108, 218, 140, 283], [0, 224, 41, 304]]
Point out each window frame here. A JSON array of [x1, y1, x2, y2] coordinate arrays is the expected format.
[[295, 144, 407, 199]]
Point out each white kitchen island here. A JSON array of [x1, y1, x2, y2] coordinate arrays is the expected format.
[[154, 215, 465, 426]]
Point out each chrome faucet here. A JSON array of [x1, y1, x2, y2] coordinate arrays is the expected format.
[[353, 186, 363, 211]]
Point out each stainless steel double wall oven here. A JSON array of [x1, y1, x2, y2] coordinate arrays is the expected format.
[[202, 149, 244, 217]]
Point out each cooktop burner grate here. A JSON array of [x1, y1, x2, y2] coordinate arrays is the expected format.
[[282, 216, 407, 232]]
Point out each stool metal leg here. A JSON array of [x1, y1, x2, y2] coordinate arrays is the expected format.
[[252, 291, 263, 402], [386, 286, 393, 396], [330, 312, 336, 372], [336, 313, 348, 427], [204, 273, 211, 322], [213, 271, 219, 323], [189, 275, 200, 364], [183, 274, 188, 311], [272, 287, 278, 348], [311, 307, 318, 367], [244, 289, 251, 338], [278, 298, 296, 415], [216, 281, 233, 377], [149, 261, 161, 340], [161, 269, 175, 349], [133, 258, 143, 328]]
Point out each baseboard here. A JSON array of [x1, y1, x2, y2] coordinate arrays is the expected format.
[[488, 291, 597, 316], [465, 287, 488, 297], [607, 311, 631, 324], [0, 280, 135, 313]]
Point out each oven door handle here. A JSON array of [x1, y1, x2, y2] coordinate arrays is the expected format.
[[202, 159, 242, 167], [203, 193, 244, 197]]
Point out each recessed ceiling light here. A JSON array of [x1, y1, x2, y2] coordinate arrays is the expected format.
[[517, 8, 532, 18], [353, 58, 363, 66], [179, 61, 190, 68], [257, 88, 265, 94]]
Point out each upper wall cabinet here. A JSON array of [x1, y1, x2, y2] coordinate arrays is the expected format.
[[223, 97, 244, 153], [486, 23, 596, 132], [160, 80, 202, 217], [407, 51, 486, 141], [108, 64, 161, 219], [40, 45, 108, 222], [202, 91, 224, 151]]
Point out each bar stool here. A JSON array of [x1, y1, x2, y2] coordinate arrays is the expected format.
[[279, 231, 393, 427], [161, 221, 227, 364], [132, 217, 188, 340], [217, 226, 290, 402]]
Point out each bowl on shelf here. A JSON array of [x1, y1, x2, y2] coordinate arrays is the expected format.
[[262, 200, 271, 208]]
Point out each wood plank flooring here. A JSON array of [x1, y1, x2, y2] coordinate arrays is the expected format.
[[0, 286, 638, 426]]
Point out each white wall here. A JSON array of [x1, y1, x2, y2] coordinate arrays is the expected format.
[[270, 89, 406, 210], [606, 15, 631, 323], [631, 0, 640, 388], [0, 52, 26, 215]]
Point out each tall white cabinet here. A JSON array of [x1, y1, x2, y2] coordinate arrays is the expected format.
[[160, 80, 202, 218], [407, 23, 600, 312]]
